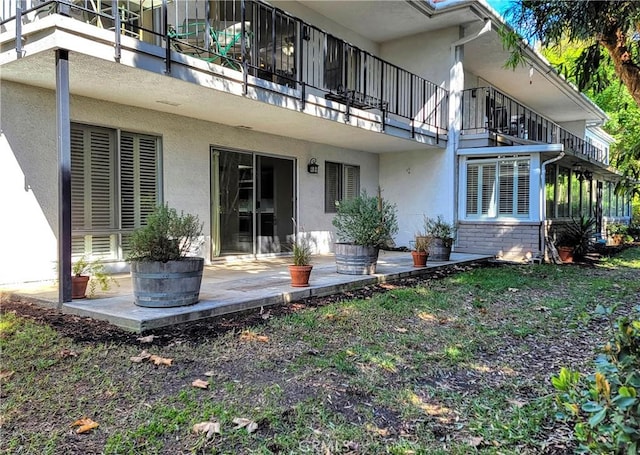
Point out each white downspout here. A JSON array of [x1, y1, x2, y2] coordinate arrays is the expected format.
[[449, 18, 491, 243], [540, 152, 565, 260]]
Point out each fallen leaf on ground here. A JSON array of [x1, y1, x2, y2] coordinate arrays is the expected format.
[[149, 355, 173, 366], [192, 379, 209, 389], [508, 288, 519, 292], [204, 371, 215, 377], [394, 327, 408, 333], [137, 335, 158, 343], [0, 370, 15, 380], [59, 349, 77, 358], [193, 421, 220, 438], [508, 398, 527, 408], [239, 331, 269, 343], [366, 423, 389, 437], [130, 350, 152, 363], [468, 436, 483, 447], [71, 417, 99, 434], [232, 417, 258, 433]]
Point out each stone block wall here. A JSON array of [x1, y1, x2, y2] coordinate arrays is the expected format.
[[455, 221, 542, 261]]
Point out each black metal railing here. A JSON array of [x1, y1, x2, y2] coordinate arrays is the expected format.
[[461, 87, 607, 163], [3, 0, 448, 134]]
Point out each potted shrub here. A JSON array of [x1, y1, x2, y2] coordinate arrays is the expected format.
[[423, 215, 457, 261], [411, 234, 432, 267], [127, 204, 204, 307], [71, 256, 116, 299], [555, 215, 596, 263], [332, 189, 398, 275], [289, 237, 313, 287]]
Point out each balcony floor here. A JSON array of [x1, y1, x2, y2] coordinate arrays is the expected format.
[[2, 251, 490, 333]]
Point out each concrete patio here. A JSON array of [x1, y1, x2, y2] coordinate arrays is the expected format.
[[2, 251, 490, 332]]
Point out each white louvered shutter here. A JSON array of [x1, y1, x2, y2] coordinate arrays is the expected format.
[[466, 164, 479, 216], [344, 165, 360, 200], [516, 160, 530, 215], [481, 164, 496, 216], [498, 161, 515, 215], [325, 162, 339, 212]]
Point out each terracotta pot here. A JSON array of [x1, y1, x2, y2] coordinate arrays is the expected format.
[[72, 275, 90, 299], [557, 246, 574, 263], [288, 265, 313, 287], [411, 251, 428, 267]]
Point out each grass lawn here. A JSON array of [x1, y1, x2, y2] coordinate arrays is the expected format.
[[1, 247, 639, 454]]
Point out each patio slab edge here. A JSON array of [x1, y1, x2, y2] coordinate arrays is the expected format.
[[61, 256, 490, 333]]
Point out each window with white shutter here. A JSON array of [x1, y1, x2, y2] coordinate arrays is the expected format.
[[325, 161, 360, 213], [466, 164, 479, 216], [71, 123, 160, 260], [465, 157, 529, 219]]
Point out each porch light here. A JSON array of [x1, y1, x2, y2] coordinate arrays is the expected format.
[[307, 158, 319, 174], [583, 170, 593, 181]]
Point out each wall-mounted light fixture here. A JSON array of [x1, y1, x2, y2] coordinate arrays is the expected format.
[[583, 170, 593, 181], [307, 158, 319, 174]]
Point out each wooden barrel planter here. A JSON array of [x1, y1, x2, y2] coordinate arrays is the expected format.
[[429, 238, 452, 261], [335, 243, 379, 275], [131, 257, 204, 307]]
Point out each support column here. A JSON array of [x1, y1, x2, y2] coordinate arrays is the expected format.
[[56, 49, 71, 305]]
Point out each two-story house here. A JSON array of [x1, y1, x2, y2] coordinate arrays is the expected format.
[[0, 0, 631, 298]]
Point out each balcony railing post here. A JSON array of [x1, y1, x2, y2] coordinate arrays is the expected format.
[[380, 63, 385, 132], [112, 0, 121, 62], [395, 66, 399, 114], [15, 6, 22, 58], [422, 80, 427, 125], [163, 0, 170, 75], [242, 0, 248, 95], [410, 75, 414, 138]]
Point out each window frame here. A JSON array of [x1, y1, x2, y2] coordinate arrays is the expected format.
[[324, 161, 360, 213], [71, 122, 162, 261], [464, 156, 531, 220]]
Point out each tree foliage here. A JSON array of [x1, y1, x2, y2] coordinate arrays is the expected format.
[[542, 41, 640, 197], [504, 1, 640, 196], [504, 1, 640, 106]]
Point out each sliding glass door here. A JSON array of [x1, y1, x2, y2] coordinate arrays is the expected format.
[[211, 148, 294, 256]]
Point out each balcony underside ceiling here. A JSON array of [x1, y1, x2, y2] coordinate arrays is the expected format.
[[0, 51, 437, 154], [297, 0, 604, 124], [285, 0, 480, 42], [462, 32, 605, 124]]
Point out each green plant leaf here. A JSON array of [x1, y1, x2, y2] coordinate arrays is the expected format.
[[618, 386, 637, 397], [581, 401, 603, 413], [588, 407, 607, 427], [612, 395, 637, 410]]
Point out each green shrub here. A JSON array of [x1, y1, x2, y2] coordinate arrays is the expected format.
[[552, 305, 640, 454], [332, 189, 398, 248], [128, 204, 203, 262]]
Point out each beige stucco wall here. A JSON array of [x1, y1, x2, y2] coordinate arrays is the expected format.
[[0, 81, 380, 284], [380, 26, 459, 89], [379, 148, 454, 248], [456, 221, 542, 260]]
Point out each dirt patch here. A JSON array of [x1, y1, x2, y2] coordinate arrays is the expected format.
[[0, 262, 485, 345]]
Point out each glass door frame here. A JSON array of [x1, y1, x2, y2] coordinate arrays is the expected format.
[[210, 146, 297, 258]]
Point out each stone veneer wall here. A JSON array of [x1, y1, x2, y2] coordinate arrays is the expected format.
[[455, 221, 542, 261]]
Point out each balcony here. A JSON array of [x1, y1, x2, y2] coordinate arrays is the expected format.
[[461, 87, 607, 164], [2, 0, 448, 142]]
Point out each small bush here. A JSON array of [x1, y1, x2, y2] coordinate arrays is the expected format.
[[128, 204, 203, 262], [332, 190, 398, 248], [552, 305, 640, 454]]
